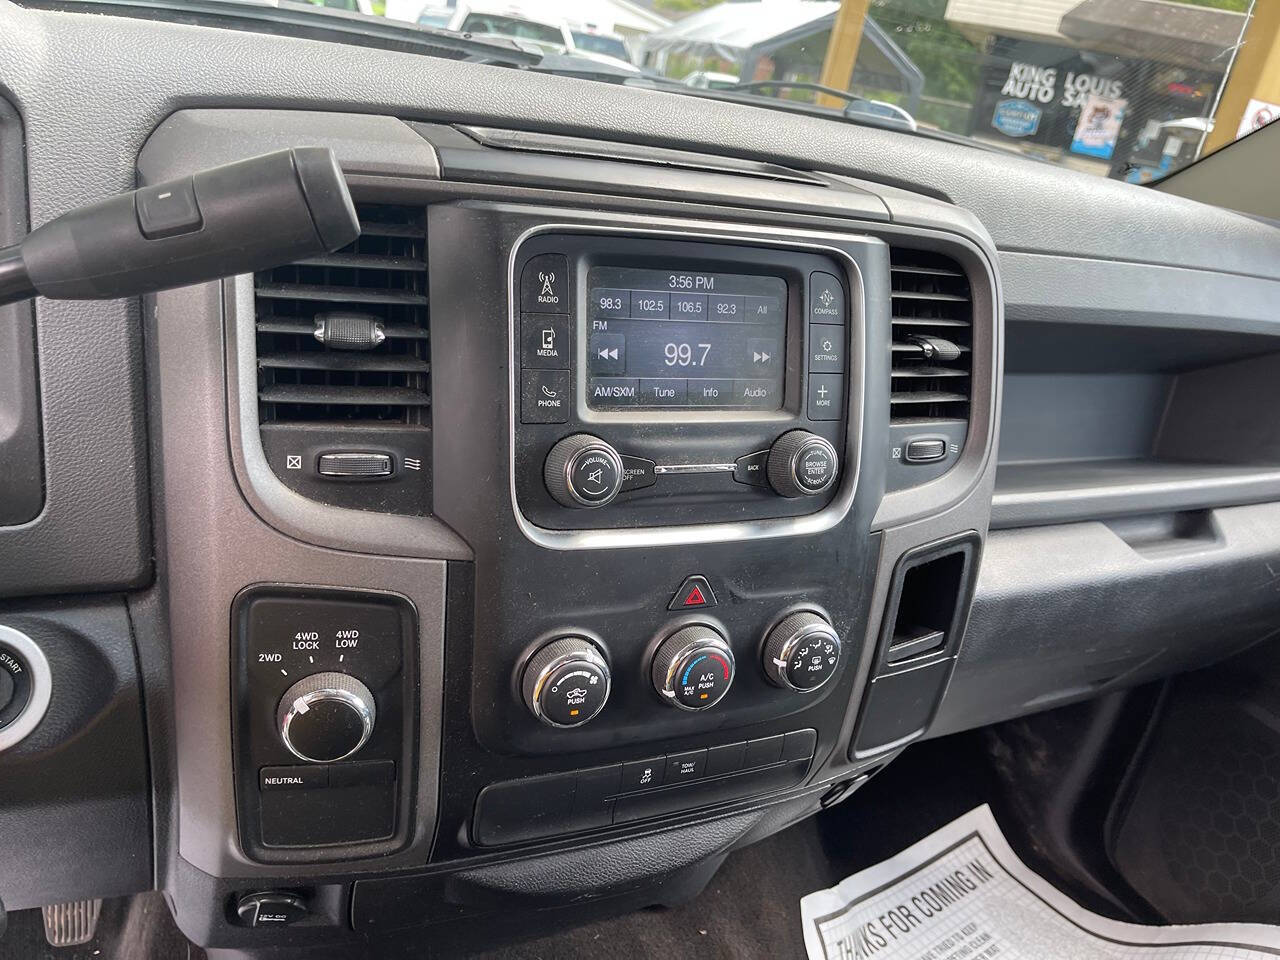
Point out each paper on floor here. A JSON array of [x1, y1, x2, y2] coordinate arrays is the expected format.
[[801, 804, 1280, 960]]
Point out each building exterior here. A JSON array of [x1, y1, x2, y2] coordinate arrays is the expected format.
[[946, 0, 1247, 180]]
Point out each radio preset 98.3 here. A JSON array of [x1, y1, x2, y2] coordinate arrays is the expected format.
[[586, 266, 787, 411]]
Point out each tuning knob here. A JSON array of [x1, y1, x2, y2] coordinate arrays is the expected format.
[[544, 434, 625, 508], [767, 430, 839, 498], [652, 625, 735, 711], [277, 672, 375, 763], [763, 611, 842, 692], [522, 637, 611, 728]]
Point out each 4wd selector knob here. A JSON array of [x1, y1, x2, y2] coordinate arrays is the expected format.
[[652, 625, 735, 711], [522, 637, 611, 728], [763, 611, 841, 692], [544, 434, 625, 508], [768, 430, 839, 498], [277, 672, 376, 763]]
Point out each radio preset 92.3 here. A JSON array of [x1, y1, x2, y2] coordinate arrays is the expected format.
[[586, 266, 787, 411]]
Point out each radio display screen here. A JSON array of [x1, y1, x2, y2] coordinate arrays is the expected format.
[[585, 266, 787, 410]]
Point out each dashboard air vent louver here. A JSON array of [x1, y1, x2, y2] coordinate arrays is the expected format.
[[889, 249, 971, 423], [254, 204, 429, 424]]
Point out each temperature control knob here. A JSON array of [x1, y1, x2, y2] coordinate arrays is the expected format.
[[763, 612, 842, 692], [652, 625, 736, 711], [767, 430, 839, 498], [277, 672, 376, 763], [544, 434, 625, 508], [522, 637, 611, 728]]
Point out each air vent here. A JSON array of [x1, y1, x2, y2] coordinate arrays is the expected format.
[[254, 204, 429, 424], [889, 249, 971, 423]]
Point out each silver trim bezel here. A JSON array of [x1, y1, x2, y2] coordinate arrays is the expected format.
[[508, 221, 872, 551], [0, 624, 52, 753]]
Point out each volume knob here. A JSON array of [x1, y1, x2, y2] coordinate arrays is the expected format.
[[544, 434, 625, 508]]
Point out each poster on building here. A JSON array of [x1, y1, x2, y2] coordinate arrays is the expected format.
[[1235, 98, 1280, 139], [1070, 93, 1128, 159]]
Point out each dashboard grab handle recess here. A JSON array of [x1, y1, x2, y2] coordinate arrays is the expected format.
[[0, 147, 359, 307]]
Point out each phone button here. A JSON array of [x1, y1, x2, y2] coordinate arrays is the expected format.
[[521, 369, 571, 424], [521, 254, 569, 314]]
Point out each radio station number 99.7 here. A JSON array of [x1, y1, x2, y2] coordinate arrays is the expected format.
[[665, 342, 711, 367]]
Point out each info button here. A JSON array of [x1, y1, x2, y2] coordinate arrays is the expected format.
[[688, 379, 735, 406]]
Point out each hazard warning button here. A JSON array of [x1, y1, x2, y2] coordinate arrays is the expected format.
[[668, 576, 717, 611]]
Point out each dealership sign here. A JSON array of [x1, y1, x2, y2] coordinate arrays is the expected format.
[[992, 99, 1042, 137]]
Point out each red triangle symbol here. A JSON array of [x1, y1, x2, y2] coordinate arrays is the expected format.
[[683, 585, 706, 606]]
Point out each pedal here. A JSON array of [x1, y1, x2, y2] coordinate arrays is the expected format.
[[41, 899, 101, 947]]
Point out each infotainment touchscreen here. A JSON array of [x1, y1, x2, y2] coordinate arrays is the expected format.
[[585, 266, 787, 411]]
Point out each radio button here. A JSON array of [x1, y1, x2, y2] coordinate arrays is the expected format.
[[521, 255, 569, 314], [521, 314, 570, 370], [590, 287, 631, 319], [688, 378, 734, 405], [521, 369, 570, 424], [807, 374, 844, 421], [809, 272, 845, 325], [589, 333, 626, 375], [808, 324, 845, 374], [639, 378, 687, 405]]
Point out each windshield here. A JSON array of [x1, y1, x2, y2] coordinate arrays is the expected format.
[[458, 12, 564, 46], [571, 31, 629, 60], [158, 0, 1280, 185]]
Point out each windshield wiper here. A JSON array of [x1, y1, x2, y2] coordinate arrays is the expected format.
[[22, 0, 542, 66]]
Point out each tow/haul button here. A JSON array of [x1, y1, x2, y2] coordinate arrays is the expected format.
[[651, 625, 736, 711]]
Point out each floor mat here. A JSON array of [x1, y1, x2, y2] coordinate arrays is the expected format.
[[801, 805, 1280, 960]]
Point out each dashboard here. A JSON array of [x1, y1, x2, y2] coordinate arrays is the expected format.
[[1, 3, 1280, 954]]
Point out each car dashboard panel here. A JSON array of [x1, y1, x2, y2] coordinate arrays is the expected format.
[[1, 5, 1279, 951]]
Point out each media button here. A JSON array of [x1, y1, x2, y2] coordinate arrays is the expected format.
[[809, 272, 845, 324], [670, 292, 707, 320], [590, 287, 630, 319], [708, 294, 745, 321], [639, 378, 687, 405], [745, 295, 783, 322], [520, 313, 570, 370], [589, 333, 626, 375], [736, 378, 780, 407], [521, 254, 569, 314], [688, 378, 734, 405], [521, 369, 570, 424], [589, 377, 640, 406], [808, 324, 845, 374], [631, 291, 670, 320]]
